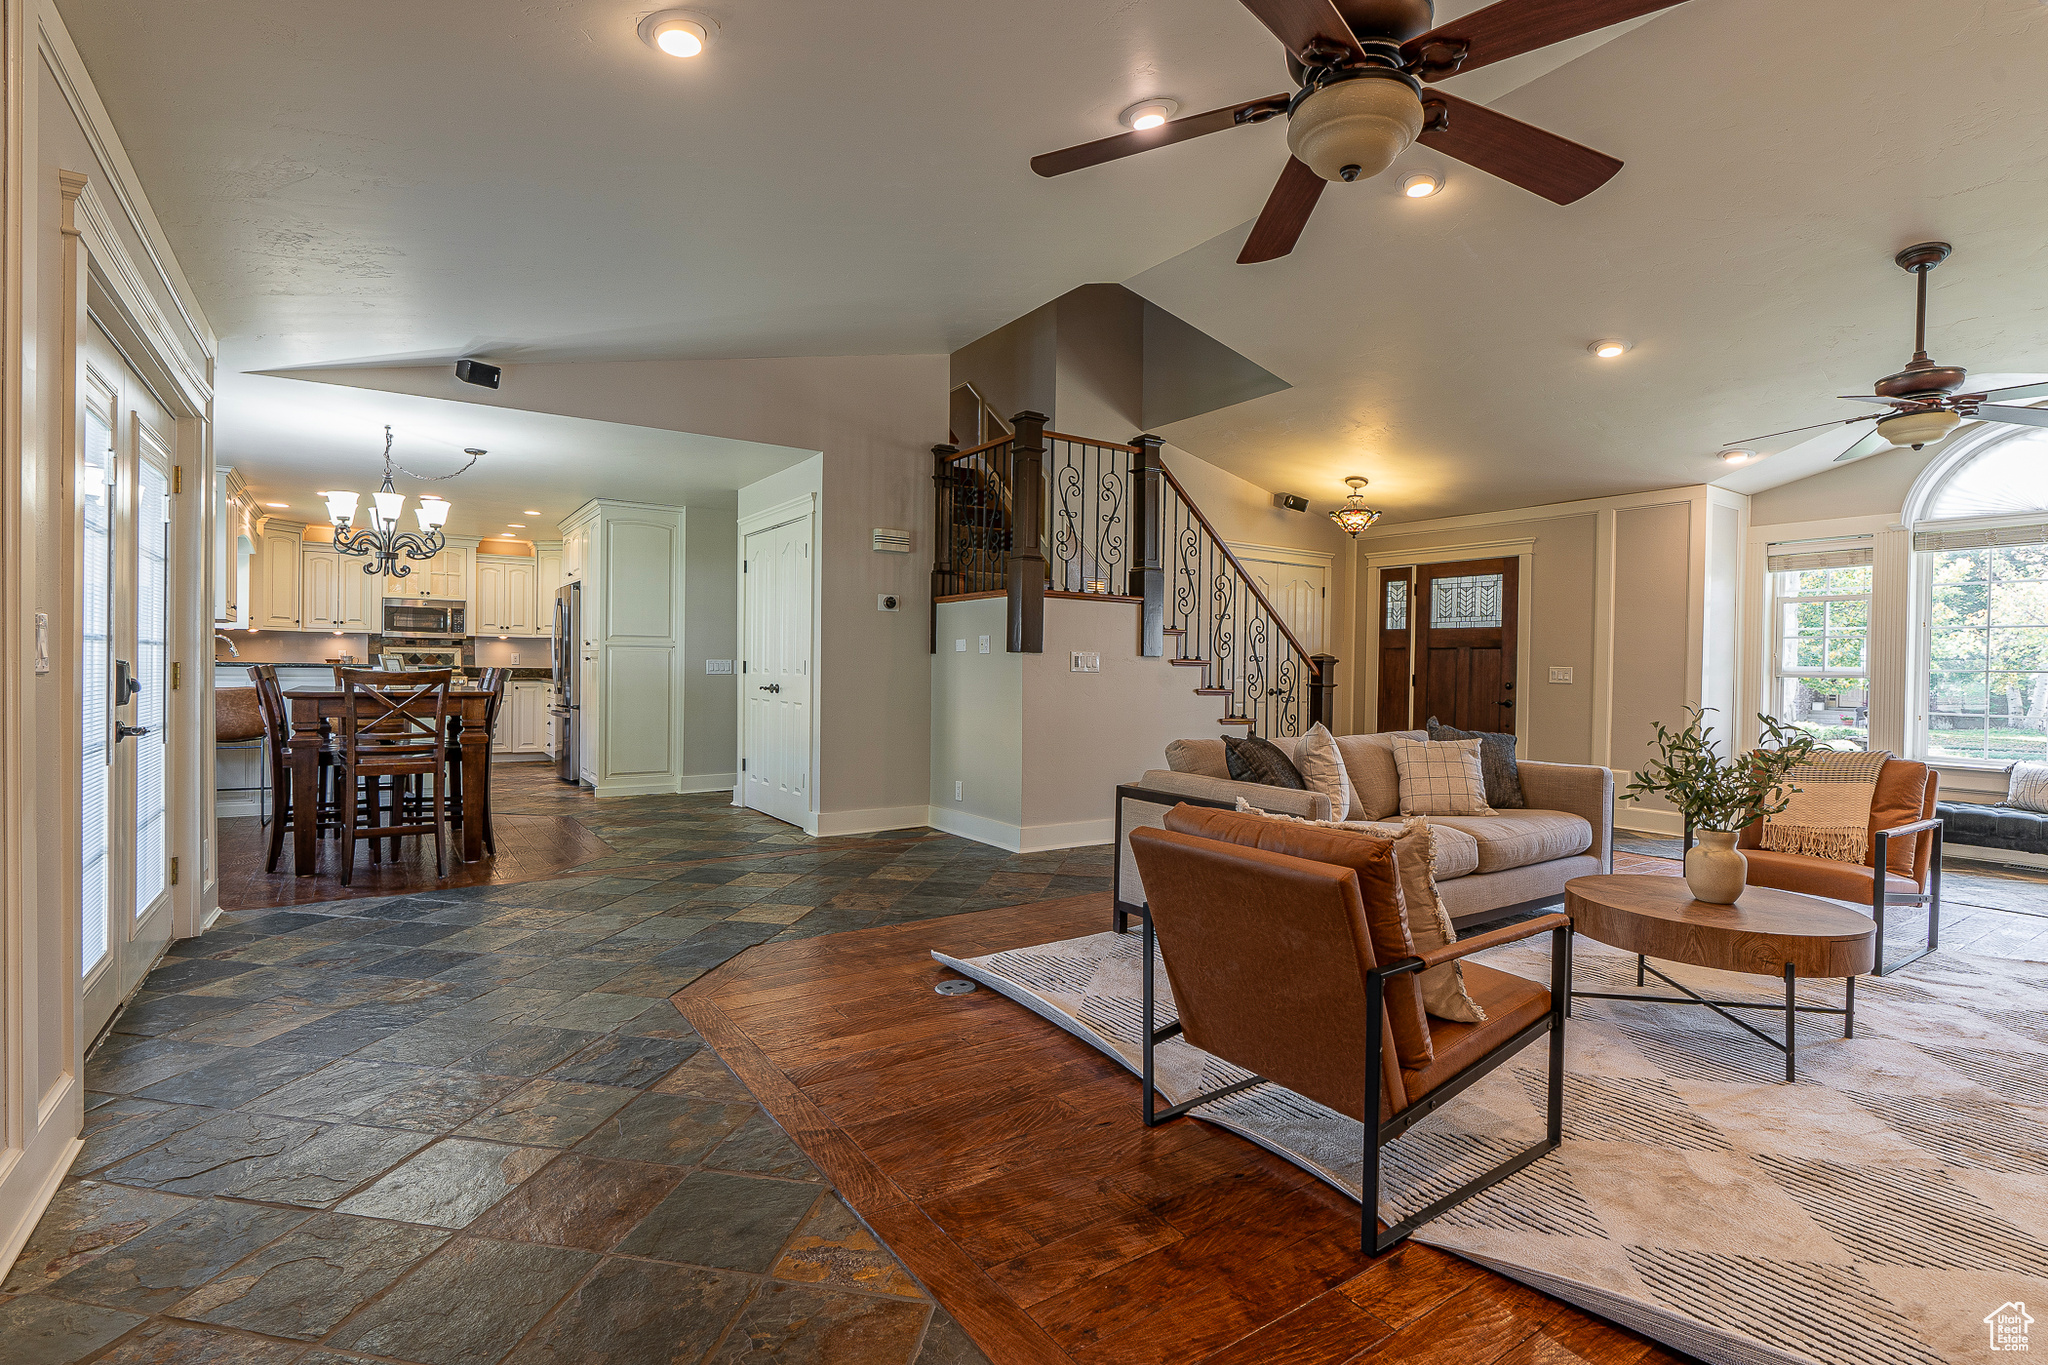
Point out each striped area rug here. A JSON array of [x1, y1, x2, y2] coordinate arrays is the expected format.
[[934, 926, 2048, 1365]]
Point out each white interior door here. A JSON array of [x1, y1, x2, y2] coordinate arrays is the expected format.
[[83, 324, 176, 1038], [742, 516, 811, 827], [1231, 549, 1329, 656]]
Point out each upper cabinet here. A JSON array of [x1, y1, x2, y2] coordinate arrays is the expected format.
[[562, 524, 588, 581], [255, 519, 305, 629], [535, 544, 563, 637], [302, 547, 339, 629], [474, 553, 542, 636], [215, 467, 254, 626]]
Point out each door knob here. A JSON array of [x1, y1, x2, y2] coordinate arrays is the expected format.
[[1499, 700, 1514, 709], [116, 723, 152, 742]]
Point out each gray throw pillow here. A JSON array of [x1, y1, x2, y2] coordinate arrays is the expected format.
[[1425, 717, 1526, 809], [1223, 735, 1307, 790]]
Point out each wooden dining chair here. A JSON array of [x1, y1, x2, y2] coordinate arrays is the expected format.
[[434, 668, 509, 857], [247, 665, 339, 873], [336, 668, 456, 884]]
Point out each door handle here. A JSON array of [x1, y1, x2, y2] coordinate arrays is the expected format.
[[114, 658, 142, 703], [757, 684, 781, 694], [1499, 700, 1514, 709], [116, 724, 152, 742]]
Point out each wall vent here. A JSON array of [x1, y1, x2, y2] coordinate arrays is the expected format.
[[872, 528, 912, 554]]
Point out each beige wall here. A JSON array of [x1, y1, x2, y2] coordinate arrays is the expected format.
[[1611, 502, 1695, 797], [949, 301, 1056, 427], [682, 506, 738, 787], [1749, 441, 1939, 527], [929, 597, 1022, 834]]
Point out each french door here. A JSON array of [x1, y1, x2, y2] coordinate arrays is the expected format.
[[741, 515, 811, 827], [82, 323, 176, 1038]]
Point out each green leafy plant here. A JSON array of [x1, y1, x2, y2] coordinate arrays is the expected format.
[[1624, 707, 1818, 832]]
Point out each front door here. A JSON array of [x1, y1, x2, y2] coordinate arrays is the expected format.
[[741, 516, 812, 827], [1376, 567, 1414, 731], [1416, 557, 1519, 735], [82, 323, 177, 1038]]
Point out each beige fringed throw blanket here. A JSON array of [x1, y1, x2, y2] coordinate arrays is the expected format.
[[1759, 749, 1887, 864]]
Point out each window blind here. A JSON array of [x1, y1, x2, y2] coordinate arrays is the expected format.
[[1912, 523, 2048, 553], [1766, 537, 1874, 573]]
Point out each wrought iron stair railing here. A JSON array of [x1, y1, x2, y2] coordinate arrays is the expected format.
[[932, 413, 1335, 738]]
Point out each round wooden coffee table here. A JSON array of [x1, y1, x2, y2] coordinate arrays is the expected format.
[[1562, 875, 1877, 1081]]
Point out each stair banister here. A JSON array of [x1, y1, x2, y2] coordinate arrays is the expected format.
[[1128, 434, 1166, 659], [1153, 460, 1322, 683], [930, 443, 958, 656], [1006, 411, 1049, 654]]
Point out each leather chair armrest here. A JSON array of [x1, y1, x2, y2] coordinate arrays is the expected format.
[[1377, 912, 1572, 976]]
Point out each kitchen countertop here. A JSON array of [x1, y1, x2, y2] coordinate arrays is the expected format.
[[214, 662, 554, 683]]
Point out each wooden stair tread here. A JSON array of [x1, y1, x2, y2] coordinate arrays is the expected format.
[[1194, 688, 1232, 696], [1219, 717, 1254, 726], [1170, 658, 1210, 667]]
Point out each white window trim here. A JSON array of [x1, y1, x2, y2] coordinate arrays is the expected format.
[[1767, 569, 1871, 744]]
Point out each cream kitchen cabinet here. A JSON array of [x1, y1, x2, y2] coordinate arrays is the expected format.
[[301, 547, 339, 629], [492, 681, 551, 754], [474, 554, 540, 635], [561, 524, 588, 581], [535, 545, 563, 636], [255, 520, 305, 629]]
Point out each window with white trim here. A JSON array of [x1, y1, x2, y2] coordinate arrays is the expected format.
[[1767, 541, 1871, 751]]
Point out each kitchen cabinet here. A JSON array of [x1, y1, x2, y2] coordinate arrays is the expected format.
[[492, 681, 551, 755], [535, 545, 563, 636], [256, 520, 305, 629], [336, 557, 374, 630], [473, 554, 541, 636], [562, 524, 588, 581], [301, 547, 339, 628]]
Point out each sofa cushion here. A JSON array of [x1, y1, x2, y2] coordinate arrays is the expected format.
[[1224, 735, 1307, 790], [1136, 771, 1332, 821], [1292, 724, 1353, 822], [1740, 848, 1921, 901], [1403, 963, 1550, 1102], [1938, 800, 2048, 856], [1163, 805, 1434, 1064], [1333, 731, 1427, 820], [1426, 717, 1526, 809], [1165, 738, 1231, 780], [1430, 810, 1592, 874]]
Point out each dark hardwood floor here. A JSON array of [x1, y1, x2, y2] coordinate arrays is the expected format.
[[675, 895, 1696, 1365]]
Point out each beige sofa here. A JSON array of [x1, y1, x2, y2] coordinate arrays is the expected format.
[[1115, 732, 1613, 929]]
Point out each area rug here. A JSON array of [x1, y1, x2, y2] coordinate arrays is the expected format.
[[932, 930, 2048, 1365]]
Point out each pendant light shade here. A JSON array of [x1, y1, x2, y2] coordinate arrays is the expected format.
[[1877, 409, 1961, 450], [324, 489, 359, 528], [1329, 476, 1382, 538]]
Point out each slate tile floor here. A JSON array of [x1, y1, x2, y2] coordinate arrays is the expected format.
[[4, 787, 1101, 1364]]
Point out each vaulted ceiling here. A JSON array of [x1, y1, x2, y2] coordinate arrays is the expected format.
[[54, 0, 2048, 526]]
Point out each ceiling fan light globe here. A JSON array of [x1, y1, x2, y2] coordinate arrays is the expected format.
[[1286, 79, 1424, 185], [1877, 409, 1961, 450]]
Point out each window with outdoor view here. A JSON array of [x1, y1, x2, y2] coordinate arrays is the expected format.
[[1925, 546, 2048, 764], [1769, 561, 1871, 751]]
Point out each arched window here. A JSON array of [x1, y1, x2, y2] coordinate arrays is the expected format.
[[1910, 427, 2048, 765]]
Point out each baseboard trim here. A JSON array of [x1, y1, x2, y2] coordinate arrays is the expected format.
[[592, 777, 688, 798], [925, 808, 1113, 853], [679, 773, 737, 795], [804, 805, 933, 838], [1614, 803, 1684, 837], [0, 1128, 84, 1282]]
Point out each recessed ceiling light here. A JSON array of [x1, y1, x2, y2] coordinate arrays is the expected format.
[[1719, 450, 1761, 465], [1400, 173, 1442, 198], [1590, 339, 1632, 359], [522, 510, 540, 516], [507, 524, 525, 528], [265, 501, 288, 508], [1120, 99, 1180, 132], [639, 9, 714, 58]]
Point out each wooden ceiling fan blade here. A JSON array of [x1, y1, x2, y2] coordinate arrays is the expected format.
[[1030, 96, 1290, 178], [1238, 158, 1326, 264], [1238, 0, 1365, 62], [1416, 92, 1622, 205], [1403, 0, 1691, 77], [1976, 404, 2048, 430], [1832, 429, 1893, 463]]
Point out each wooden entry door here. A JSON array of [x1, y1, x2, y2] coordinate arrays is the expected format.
[[1417, 557, 1519, 735], [1376, 567, 1413, 731]]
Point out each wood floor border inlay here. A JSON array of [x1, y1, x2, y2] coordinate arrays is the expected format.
[[674, 894, 1689, 1365]]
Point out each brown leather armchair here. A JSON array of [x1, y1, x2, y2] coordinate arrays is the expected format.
[[1128, 814, 1571, 1255], [1691, 757, 1942, 976]]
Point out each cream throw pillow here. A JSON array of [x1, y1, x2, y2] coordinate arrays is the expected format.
[[1292, 724, 1353, 821], [1391, 736, 1492, 817], [1232, 801, 1486, 1023]]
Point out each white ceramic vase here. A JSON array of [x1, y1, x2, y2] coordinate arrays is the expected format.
[[1684, 830, 1747, 904]]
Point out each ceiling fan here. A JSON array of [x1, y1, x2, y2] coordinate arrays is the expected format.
[[1724, 243, 2048, 464], [1031, 0, 1692, 264]]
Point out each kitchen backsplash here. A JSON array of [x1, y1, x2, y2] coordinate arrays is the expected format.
[[213, 630, 371, 664]]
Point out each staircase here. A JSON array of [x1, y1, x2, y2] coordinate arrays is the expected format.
[[932, 414, 1334, 739]]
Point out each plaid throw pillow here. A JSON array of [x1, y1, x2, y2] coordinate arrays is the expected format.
[[1224, 735, 1307, 790], [1391, 737, 1492, 817]]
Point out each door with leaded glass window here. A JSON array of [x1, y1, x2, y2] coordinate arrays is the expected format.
[[82, 323, 177, 1039], [1417, 557, 1519, 735], [1377, 567, 1413, 731]]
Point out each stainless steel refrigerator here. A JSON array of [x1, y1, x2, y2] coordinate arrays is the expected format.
[[550, 582, 581, 783]]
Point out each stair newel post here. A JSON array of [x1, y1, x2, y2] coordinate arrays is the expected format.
[[1006, 411, 1048, 653], [929, 444, 957, 655], [1309, 653, 1339, 731], [1128, 434, 1167, 659]]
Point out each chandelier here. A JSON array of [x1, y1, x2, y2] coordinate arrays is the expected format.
[[324, 426, 480, 577], [1328, 476, 1382, 538]]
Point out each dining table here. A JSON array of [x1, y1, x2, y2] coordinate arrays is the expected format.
[[281, 687, 496, 876]]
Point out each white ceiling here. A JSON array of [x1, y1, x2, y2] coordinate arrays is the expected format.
[[53, 0, 2048, 525]]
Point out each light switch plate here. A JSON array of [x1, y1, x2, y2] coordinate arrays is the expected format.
[[1071, 651, 1101, 673], [978, 636, 990, 654], [955, 639, 966, 652], [706, 659, 734, 674], [954, 781, 963, 800], [1549, 666, 1573, 684]]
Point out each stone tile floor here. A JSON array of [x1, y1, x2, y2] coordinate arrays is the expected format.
[[2, 787, 1110, 1364]]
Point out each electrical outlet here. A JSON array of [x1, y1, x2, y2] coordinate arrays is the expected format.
[[511, 651, 519, 664], [705, 659, 733, 675], [1071, 651, 1101, 673], [1549, 666, 1574, 684], [978, 635, 990, 654], [954, 781, 963, 801], [954, 639, 966, 652]]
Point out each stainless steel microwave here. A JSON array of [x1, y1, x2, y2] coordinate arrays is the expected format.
[[382, 599, 466, 637]]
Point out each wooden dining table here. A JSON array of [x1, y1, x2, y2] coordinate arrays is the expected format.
[[282, 687, 496, 876]]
